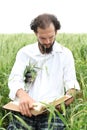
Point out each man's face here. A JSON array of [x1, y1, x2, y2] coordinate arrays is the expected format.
[[35, 23, 57, 54]]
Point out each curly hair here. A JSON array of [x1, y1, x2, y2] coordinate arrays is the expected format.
[[30, 13, 61, 32]]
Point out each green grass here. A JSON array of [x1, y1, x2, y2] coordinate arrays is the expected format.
[[0, 33, 87, 129]]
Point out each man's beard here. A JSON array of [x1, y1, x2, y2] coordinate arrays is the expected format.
[[38, 41, 54, 54]]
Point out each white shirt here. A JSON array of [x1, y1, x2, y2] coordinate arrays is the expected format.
[[8, 41, 80, 101]]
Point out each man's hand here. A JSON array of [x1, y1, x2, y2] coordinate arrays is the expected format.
[[16, 88, 35, 117], [65, 88, 77, 106], [56, 88, 77, 111]]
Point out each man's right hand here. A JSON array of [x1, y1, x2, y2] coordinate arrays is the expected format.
[[16, 88, 36, 117]]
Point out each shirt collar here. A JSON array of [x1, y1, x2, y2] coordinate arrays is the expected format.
[[53, 41, 64, 53]]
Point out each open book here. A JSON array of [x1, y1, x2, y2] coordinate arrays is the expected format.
[[3, 95, 72, 116]]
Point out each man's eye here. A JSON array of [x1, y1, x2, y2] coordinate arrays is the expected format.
[[49, 36, 54, 39], [41, 38, 45, 40]]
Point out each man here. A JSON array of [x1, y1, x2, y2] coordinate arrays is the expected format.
[[7, 13, 80, 130]]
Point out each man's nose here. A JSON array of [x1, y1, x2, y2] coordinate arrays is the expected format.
[[45, 39, 50, 44]]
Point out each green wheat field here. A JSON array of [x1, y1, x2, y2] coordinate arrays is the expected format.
[[0, 33, 87, 130]]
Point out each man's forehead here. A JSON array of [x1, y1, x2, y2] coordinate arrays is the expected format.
[[38, 31, 55, 38], [37, 23, 55, 32]]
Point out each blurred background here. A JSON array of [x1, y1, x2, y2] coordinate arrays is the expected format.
[[0, 0, 87, 34]]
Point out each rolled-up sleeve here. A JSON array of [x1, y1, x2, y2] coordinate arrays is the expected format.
[[63, 49, 80, 91]]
